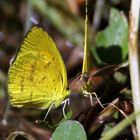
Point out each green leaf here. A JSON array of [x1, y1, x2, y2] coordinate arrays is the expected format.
[[95, 8, 128, 64], [52, 120, 87, 140]]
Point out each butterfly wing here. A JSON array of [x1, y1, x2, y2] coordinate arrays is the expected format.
[[8, 27, 69, 109]]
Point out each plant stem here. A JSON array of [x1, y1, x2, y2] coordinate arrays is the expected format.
[[100, 111, 140, 140], [82, 0, 88, 73], [129, 0, 140, 138]]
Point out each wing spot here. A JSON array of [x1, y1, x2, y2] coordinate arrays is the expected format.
[[29, 75, 33, 81], [41, 76, 46, 81], [29, 61, 36, 82], [42, 54, 45, 57], [20, 76, 24, 92], [48, 62, 51, 66], [31, 64, 35, 73], [29, 92, 33, 101], [44, 65, 47, 69]]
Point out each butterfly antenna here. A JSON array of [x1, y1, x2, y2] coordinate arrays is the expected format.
[[62, 98, 70, 119], [43, 103, 54, 121]]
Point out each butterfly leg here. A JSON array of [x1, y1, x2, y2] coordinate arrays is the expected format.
[[83, 90, 104, 108], [43, 103, 55, 121], [62, 98, 70, 119]]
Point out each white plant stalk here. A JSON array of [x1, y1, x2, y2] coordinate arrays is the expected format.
[[129, 0, 140, 138]]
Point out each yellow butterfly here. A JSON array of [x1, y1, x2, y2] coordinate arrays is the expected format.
[[8, 27, 70, 111]]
